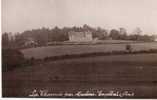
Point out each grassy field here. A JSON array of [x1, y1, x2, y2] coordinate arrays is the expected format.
[[3, 53, 157, 98], [21, 42, 157, 59]]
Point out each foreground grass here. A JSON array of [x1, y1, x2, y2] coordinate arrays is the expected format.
[[3, 53, 157, 98]]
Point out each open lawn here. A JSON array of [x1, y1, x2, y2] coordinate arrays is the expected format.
[[21, 42, 157, 59], [3, 53, 157, 98]]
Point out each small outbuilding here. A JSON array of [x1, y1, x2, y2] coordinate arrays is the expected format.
[[24, 37, 38, 47]]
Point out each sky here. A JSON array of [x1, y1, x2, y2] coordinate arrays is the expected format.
[[2, 0, 157, 34]]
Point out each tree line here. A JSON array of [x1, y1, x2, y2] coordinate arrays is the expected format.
[[2, 24, 156, 48]]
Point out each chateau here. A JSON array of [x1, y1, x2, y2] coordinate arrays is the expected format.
[[68, 31, 93, 42]]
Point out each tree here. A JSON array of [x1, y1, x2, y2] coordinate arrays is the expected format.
[[2, 33, 9, 47], [133, 27, 142, 34], [109, 29, 120, 39], [50, 26, 68, 42], [14, 33, 26, 47]]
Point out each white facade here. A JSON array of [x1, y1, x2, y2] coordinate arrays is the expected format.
[[68, 31, 93, 42], [24, 37, 38, 46]]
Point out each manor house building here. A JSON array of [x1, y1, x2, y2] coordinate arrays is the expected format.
[[68, 31, 93, 42]]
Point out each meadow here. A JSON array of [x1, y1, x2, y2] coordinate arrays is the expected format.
[[3, 42, 157, 98], [21, 42, 157, 59], [3, 53, 157, 97]]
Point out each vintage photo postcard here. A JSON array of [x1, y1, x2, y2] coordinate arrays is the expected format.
[[2, 0, 157, 98]]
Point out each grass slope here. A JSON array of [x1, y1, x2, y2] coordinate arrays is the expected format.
[[3, 54, 157, 97]]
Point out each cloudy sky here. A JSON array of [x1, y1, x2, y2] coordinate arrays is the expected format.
[[2, 0, 157, 34]]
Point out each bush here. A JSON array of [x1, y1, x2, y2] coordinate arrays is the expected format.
[[125, 44, 132, 52], [2, 49, 25, 72]]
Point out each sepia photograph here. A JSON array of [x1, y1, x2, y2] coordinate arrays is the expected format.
[[2, 0, 157, 98]]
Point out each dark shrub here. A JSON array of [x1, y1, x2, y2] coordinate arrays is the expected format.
[[2, 49, 25, 72], [125, 44, 132, 52]]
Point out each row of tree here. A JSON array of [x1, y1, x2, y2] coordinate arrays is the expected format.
[[2, 24, 156, 48]]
